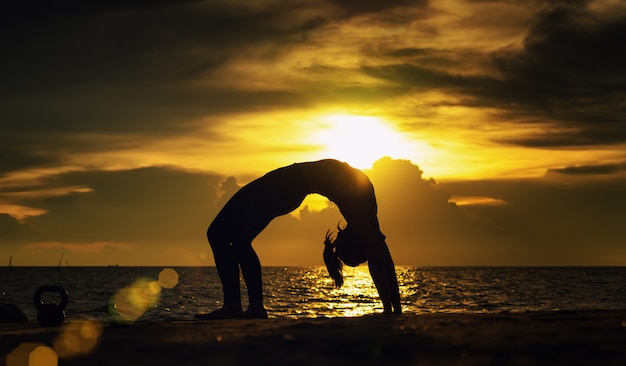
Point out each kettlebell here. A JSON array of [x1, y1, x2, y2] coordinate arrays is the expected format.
[[34, 285, 68, 327]]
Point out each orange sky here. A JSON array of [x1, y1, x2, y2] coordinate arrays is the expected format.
[[1, 0, 626, 266]]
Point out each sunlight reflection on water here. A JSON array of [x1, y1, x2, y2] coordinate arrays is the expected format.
[[261, 266, 382, 318]]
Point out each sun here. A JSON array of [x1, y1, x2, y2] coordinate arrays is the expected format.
[[311, 114, 414, 169]]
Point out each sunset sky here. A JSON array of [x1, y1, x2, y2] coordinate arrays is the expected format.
[[2, 0, 626, 266]]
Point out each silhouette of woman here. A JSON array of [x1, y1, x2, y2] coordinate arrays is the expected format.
[[195, 159, 402, 320]]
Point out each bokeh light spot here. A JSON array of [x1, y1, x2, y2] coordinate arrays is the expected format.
[[149, 280, 162, 294], [53, 320, 103, 359], [158, 268, 179, 289], [7, 342, 58, 366], [110, 278, 161, 322]]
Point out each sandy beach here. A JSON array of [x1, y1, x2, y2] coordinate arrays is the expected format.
[[2, 310, 626, 365]]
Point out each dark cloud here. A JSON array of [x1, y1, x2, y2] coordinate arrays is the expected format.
[[361, 63, 495, 92], [3, 167, 222, 245], [441, 172, 626, 263], [329, 0, 426, 16], [1, 0, 202, 23], [386, 48, 433, 58], [365, 158, 481, 264], [1, 86, 305, 135], [0, 147, 59, 176], [0, 214, 37, 245], [361, 2, 626, 147], [0, 0, 325, 120], [493, 124, 626, 148], [0, 0, 340, 177], [215, 176, 240, 208], [0, 0, 427, 111], [505, 4, 626, 89], [489, 3, 626, 145], [547, 162, 626, 176], [0, 1, 341, 95]]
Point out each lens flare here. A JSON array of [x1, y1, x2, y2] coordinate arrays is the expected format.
[[110, 278, 161, 322], [53, 320, 103, 359], [158, 268, 179, 289], [7, 342, 58, 366]]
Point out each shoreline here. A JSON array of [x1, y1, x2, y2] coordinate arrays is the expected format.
[[2, 310, 626, 365]]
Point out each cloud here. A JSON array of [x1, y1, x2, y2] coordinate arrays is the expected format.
[[0, 214, 37, 243], [547, 162, 626, 176], [358, 2, 626, 148], [0, 165, 235, 264], [329, 0, 426, 16], [0, 0, 343, 177], [0, 147, 59, 176], [361, 63, 496, 93], [1, 166, 223, 245], [23, 241, 130, 254], [440, 170, 626, 264], [489, 3, 626, 146]]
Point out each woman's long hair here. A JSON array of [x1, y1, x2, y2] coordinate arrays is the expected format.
[[323, 224, 368, 288], [323, 229, 344, 288]]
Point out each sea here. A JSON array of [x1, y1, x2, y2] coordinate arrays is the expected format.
[[1, 266, 626, 322]]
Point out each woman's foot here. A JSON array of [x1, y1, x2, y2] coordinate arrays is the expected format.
[[244, 306, 268, 319], [194, 305, 244, 320]]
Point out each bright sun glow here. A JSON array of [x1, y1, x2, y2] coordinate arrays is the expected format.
[[313, 114, 414, 169]]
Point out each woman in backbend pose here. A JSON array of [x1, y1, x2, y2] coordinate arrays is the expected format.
[[195, 159, 401, 320]]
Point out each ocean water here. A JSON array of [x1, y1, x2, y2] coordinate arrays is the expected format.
[[1, 266, 625, 322]]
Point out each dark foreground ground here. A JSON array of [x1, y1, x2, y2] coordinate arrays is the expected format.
[[2, 310, 626, 365]]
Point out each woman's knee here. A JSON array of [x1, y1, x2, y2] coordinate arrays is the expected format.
[[207, 225, 229, 250], [234, 243, 257, 260]]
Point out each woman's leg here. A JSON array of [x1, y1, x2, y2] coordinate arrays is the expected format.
[[234, 242, 268, 319], [231, 217, 273, 319], [195, 227, 244, 320], [212, 242, 243, 309]]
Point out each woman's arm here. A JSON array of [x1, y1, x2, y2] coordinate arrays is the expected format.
[[350, 218, 402, 314]]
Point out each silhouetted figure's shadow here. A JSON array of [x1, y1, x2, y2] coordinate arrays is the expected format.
[[195, 159, 401, 320]]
